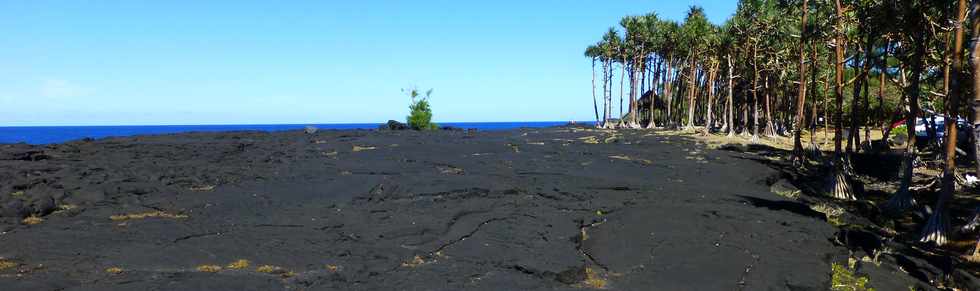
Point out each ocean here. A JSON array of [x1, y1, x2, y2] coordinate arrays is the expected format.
[[0, 122, 591, 144]]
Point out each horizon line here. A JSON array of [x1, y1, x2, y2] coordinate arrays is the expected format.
[[0, 120, 594, 128]]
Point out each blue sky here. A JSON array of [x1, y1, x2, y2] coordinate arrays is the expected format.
[[0, 0, 736, 126]]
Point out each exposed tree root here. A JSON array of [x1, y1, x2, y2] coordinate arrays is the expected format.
[[883, 187, 918, 216], [961, 207, 980, 233], [840, 154, 855, 176], [953, 171, 973, 188], [919, 207, 950, 246], [909, 179, 938, 192], [969, 237, 980, 263], [644, 121, 657, 129], [763, 122, 777, 138], [806, 142, 823, 160], [824, 163, 855, 201], [791, 146, 806, 168], [884, 152, 918, 215]]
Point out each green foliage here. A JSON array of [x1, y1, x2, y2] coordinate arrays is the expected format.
[[405, 88, 438, 131], [831, 263, 875, 291], [681, 6, 713, 54], [890, 124, 907, 140]]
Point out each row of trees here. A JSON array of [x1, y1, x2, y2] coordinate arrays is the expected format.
[[586, 0, 980, 260]]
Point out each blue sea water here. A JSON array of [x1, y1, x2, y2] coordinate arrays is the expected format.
[[0, 122, 591, 145]]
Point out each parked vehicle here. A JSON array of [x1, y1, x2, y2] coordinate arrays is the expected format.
[[892, 112, 970, 148]]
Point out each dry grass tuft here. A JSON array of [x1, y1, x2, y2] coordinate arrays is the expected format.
[[401, 255, 426, 268], [352, 145, 376, 152], [256, 265, 277, 273], [583, 267, 608, 289], [831, 262, 874, 291], [256, 265, 284, 274], [57, 204, 78, 211], [105, 267, 124, 275], [0, 259, 18, 271], [255, 264, 295, 277], [603, 135, 620, 144], [811, 203, 846, 226], [578, 136, 600, 144], [437, 165, 464, 175], [608, 155, 652, 164], [196, 264, 222, 273], [109, 211, 188, 221], [22, 215, 43, 225], [189, 185, 215, 192], [226, 259, 250, 270]]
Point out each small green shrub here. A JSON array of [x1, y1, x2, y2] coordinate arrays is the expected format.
[[831, 262, 875, 291], [890, 125, 907, 140], [405, 88, 438, 130]]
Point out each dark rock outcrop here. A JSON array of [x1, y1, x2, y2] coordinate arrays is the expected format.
[[304, 125, 318, 134], [379, 120, 409, 130]]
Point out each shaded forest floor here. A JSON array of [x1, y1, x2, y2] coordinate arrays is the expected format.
[[657, 126, 980, 290]]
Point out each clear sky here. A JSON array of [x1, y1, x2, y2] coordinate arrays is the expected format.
[[0, 0, 736, 126]]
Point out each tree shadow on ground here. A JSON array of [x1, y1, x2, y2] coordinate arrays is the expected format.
[[736, 195, 826, 221]]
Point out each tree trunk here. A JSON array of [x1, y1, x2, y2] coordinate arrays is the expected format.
[[921, 0, 967, 246], [619, 57, 626, 127], [809, 38, 821, 154], [624, 62, 637, 128], [602, 60, 609, 126], [628, 60, 639, 128], [764, 74, 775, 137], [686, 52, 698, 130], [862, 63, 871, 149], [665, 53, 675, 128], [743, 80, 751, 137], [602, 61, 606, 125], [638, 54, 647, 128], [823, 61, 831, 145], [605, 59, 614, 128], [792, 0, 810, 164], [705, 63, 717, 133], [969, 3, 980, 258], [647, 57, 661, 128], [752, 45, 761, 142], [592, 58, 600, 127], [828, 0, 855, 200], [972, 0, 980, 184], [886, 2, 929, 212], [727, 54, 736, 137], [859, 31, 874, 150], [833, 8, 845, 156], [847, 48, 866, 154], [879, 40, 890, 138]]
